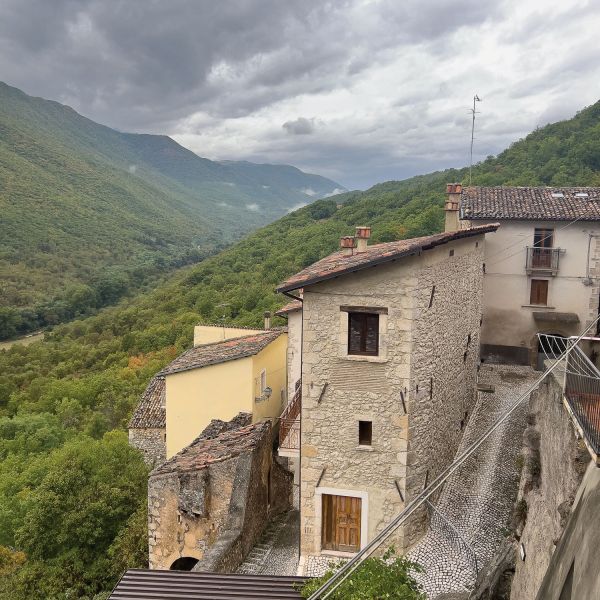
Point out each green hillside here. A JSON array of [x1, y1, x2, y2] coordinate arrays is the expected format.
[[0, 82, 343, 339], [0, 100, 599, 599]]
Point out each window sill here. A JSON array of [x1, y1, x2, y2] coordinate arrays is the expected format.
[[343, 354, 388, 364], [356, 445, 374, 452], [521, 304, 555, 309]]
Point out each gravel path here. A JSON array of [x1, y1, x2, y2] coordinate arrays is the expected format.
[[407, 365, 538, 597]]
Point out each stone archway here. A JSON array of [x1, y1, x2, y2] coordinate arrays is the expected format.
[[532, 330, 568, 371], [170, 556, 199, 571]]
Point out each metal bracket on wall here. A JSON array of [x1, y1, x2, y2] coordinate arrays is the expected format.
[[317, 382, 329, 404], [400, 390, 407, 414], [394, 480, 404, 502], [316, 467, 326, 488]]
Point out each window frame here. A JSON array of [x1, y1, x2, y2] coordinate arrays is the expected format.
[[533, 227, 554, 248], [530, 278, 549, 306], [358, 421, 373, 446], [347, 312, 379, 356]]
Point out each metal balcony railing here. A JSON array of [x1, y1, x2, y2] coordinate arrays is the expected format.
[[278, 380, 301, 451], [526, 246, 560, 273], [565, 372, 600, 456]]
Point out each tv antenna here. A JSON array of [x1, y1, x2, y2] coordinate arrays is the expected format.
[[469, 94, 482, 186], [216, 303, 231, 338]]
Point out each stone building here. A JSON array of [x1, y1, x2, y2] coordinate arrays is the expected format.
[[128, 375, 166, 467], [457, 185, 600, 366], [148, 416, 293, 571], [276, 220, 498, 563]]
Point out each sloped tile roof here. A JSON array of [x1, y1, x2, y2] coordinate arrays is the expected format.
[[276, 224, 498, 293], [110, 570, 307, 599], [460, 186, 600, 221], [128, 376, 165, 429], [275, 299, 303, 315], [158, 330, 284, 376], [151, 421, 269, 476]]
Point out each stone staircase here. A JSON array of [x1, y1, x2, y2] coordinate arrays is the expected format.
[[237, 511, 295, 575]]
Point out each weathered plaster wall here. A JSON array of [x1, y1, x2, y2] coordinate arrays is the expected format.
[[148, 422, 293, 572], [509, 371, 589, 600], [299, 234, 485, 556], [464, 219, 600, 363], [148, 458, 236, 569], [405, 236, 484, 543], [129, 428, 166, 467]]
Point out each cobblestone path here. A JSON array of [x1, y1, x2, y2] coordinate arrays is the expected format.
[[407, 365, 538, 598], [237, 509, 300, 576]]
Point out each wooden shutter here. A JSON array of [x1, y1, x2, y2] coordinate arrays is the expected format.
[[348, 313, 379, 356], [530, 279, 548, 305], [534, 228, 554, 248]]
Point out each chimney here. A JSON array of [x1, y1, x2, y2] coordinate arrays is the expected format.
[[445, 183, 462, 232], [355, 226, 371, 253], [340, 236, 355, 257], [264, 311, 271, 329]]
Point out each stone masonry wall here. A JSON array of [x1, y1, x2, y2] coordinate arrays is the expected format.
[[129, 428, 166, 468], [148, 423, 293, 572], [299, 235, 485, 556], [405, 237, 484, 544], [509, 371, 589, 600]]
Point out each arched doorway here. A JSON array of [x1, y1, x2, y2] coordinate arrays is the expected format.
[[170, 556, 199, 571], [536, 332, 566, 371]]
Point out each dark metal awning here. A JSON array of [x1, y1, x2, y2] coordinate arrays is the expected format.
[[533, 312, 580, 324], [110, 569, 308, 599]]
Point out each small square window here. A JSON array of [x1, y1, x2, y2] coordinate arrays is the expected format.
[[358, 421, 372, 446], [348, 312, 379, 356]]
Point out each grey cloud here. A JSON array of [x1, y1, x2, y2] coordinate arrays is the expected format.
[[283, 117, 316, 135], [1, 0, 599, 189]]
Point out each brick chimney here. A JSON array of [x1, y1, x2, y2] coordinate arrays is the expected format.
[[445, 183, 462, 232], [264, 311, 271, 329], [355, 226, 371, 253], [340, 236, 355, 257]]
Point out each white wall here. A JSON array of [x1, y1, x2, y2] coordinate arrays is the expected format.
[[471, 219, 600, 359]]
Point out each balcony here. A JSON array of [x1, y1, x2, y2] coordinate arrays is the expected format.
[[278, 381, 301, 456], [565, 371, 600, 458], [526, 246, 561, 275]]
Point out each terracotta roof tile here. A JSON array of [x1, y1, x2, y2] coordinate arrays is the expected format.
[[158, 330, 283, 376], [276, 224, 498, 293], [461, 186, 600, 221], [275, 300, 302, 315], [128, 376, 165, 429], [151, 421, 270, 476]]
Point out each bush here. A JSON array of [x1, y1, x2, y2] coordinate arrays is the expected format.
[[300, 548, 425, 600]]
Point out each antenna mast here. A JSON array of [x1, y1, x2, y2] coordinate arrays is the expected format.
[[469, 94, 481, 185]]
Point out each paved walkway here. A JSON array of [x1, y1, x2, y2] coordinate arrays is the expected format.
[[407, 365, 538, 597], [237, 509, 300, 576]]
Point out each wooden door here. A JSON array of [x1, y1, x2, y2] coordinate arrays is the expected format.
[[322, 494, 361, 552]]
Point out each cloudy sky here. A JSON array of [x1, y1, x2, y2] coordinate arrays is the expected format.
[[1, 0, 599, 189]]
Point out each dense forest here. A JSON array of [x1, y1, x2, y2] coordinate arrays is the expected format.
[[0, 100, 599, 598], [0, 82, 342, 339]]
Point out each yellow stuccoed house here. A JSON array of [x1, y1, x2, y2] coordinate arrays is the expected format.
[[129, 323, 288, 462]]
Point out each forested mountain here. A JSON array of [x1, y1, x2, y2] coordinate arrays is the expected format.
[[0, 82, 343, 338], [0, 100, 599, 599]]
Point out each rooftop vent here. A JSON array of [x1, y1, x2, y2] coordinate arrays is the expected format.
[[575, 192, 589, 198], [551, 192, 564, 198]]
